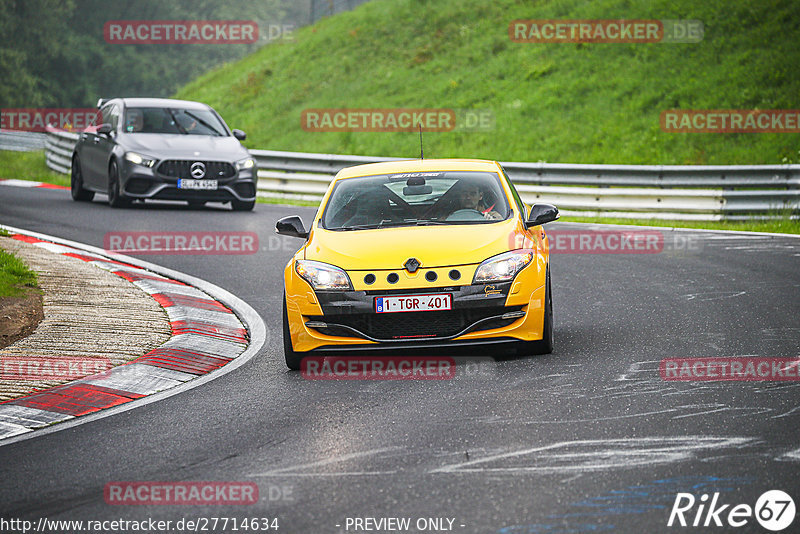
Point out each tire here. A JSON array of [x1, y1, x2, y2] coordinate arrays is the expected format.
[[107, 161, 130, 208], [282, 296, 304, 371], [515, 267, 553, 356], [70, 155, 94, 201], [231, 199, 255, 211]]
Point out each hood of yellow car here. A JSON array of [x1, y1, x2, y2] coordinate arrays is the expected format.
[[305, 220, 518, 270]]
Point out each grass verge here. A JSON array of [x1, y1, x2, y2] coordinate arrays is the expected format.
[[0, 245, 39, 298], [176, 0, 800, 165], [560, 215, 800, 235], [0, 150, 70, 187]]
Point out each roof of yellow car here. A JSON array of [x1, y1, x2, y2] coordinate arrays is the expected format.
[[335, 158, 502, 180]]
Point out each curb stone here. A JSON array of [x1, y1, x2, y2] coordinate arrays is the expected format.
[[0, 232, 249, 439]]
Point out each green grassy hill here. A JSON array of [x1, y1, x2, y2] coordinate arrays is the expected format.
[[175, 0, 799, 165]]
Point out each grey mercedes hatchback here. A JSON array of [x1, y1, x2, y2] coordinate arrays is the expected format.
[[70, 97, 257, 211]]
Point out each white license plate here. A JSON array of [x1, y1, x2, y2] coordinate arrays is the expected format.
[[375, 294, 452, 313], [178, 179, 218, 190]]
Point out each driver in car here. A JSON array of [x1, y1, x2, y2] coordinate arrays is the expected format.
[[125, 110, 144, 133], [452, 182, 503, 220]]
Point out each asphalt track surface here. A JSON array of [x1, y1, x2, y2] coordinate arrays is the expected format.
[[1, 186, 799, 533]]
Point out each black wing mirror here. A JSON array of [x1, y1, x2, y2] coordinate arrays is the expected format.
[[526, 203, 559, 227], [276, 216, 308, 239], [232, 129, 247, 141], [97, 123, 113, 136]]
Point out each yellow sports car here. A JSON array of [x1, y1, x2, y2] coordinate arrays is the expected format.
[[276, 159, 558, 370]]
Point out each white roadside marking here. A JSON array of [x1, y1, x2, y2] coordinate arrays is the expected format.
[[249, 447, 402, 477], [430, 437, 755, 474]]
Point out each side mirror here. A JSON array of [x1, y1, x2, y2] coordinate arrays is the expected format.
[[232, 129, 246, 141], [276, 215, 308, 239], [526, 203, 559, 227], [97, 123, 113, 136]]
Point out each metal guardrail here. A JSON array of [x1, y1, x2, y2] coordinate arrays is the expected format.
[[43, 127, 799, 220], [0, 131, 48, 152], [250, 149, 800, 220], [43, 128, 79, 175]]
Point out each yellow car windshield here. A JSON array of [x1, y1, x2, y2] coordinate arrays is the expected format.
[[321, 171, 511, 230]]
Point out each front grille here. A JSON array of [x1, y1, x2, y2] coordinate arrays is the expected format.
[[309, 306, 522, 341], [157, 160, 236, 180]]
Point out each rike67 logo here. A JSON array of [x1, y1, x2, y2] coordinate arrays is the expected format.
[[668, 490, 795, 531]]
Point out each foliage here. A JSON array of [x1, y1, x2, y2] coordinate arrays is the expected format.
[[176, 0, 800, 165]]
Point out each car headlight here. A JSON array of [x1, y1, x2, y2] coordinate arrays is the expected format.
[[473, 251, 534, 283], [236, 157, 255, 170], [295, 260, 352, 290], [124, 151, 156, 168]]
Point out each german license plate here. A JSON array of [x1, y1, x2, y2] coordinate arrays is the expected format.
[[178, 179, 218, 190], [375, 294, 452, 313]]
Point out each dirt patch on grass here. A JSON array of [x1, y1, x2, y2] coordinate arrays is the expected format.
[[0, 289, 43, 349]]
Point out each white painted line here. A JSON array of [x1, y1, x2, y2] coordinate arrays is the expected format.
[[781, 448, 800, 460], [0, 179, 42, 188], [0, 405, 74, 428], [252, 472, 399, 477], [249, 447, 402, 477], [430, 437, 754, 474], [0, 421, 33, 439]]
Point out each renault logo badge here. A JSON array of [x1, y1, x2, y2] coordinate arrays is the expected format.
[[404, 258, 421, 273]]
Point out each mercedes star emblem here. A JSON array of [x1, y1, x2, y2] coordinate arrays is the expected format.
[[190, 161, 206, 179]]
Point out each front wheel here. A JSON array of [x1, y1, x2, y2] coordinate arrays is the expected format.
[[70, 154, 94, 201], [283, 296, 304, 371], [107, 161, 130, 208], [515, 267, 553, 356]]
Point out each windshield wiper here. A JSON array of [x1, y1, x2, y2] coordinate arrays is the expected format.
[[414, 220, 448, 226], [377, 219, 448, 227], [166, 108, 187, 134], [330, 219, 450, 231], [332, 224, 381, 231], [184, 111, 224, 136]]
